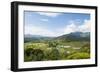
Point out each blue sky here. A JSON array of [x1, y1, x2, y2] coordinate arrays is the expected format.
[[24, 11, 90, 37]]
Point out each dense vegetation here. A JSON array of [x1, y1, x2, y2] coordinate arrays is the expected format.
[[24, 39, 90, 62]]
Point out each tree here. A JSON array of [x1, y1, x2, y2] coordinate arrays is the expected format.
[[24, 48, 33, 61], [24, 48, 45, 61], [49, 48, 60, 60], [24, 48, 33, 56], [31, 49, 44, 61], [48, 41, 59, 47]]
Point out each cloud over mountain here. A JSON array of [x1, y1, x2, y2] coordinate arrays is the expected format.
[[64, 20, 90, 34]]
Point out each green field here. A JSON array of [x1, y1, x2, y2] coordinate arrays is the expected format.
[[24, 40, 90, 62]]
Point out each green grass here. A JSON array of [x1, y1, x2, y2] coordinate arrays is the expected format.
[[67, 52, 90, 59]]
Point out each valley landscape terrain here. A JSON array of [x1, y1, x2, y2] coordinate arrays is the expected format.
[[24, 32, 90, 62], [24, 11, 91, 62]]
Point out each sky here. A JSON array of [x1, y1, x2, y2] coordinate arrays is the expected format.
[[24, 11, 90, 37]]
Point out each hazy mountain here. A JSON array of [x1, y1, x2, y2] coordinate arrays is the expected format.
[[24, 32, 90, 42], [24, 34, 44, 38], [56, 32, 90, 41], [24, 34, 53, 42]]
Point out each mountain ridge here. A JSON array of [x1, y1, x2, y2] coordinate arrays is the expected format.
[[24, 32, 90, 42]]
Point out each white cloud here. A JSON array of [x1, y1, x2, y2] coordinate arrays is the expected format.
[[40, 18, 49, 22], [63, 20, 91, 34], [25, 20, 91, 37], [64, 23, 78, 34], [25, 25, 61, 37], [79, 20, 91, 32], [37, 12, 61, 17]]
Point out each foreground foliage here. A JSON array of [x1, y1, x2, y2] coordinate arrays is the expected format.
[[24, 41, 90, 62]]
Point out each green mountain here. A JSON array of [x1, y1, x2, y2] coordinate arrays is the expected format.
[[24, 34, 53, 42], [24, 32, 90, 42], [56, 32, 90, 41]]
